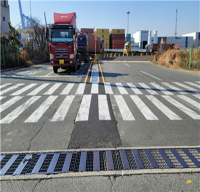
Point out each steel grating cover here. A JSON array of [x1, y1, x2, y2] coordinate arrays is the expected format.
[[0, 148, 200, 176]]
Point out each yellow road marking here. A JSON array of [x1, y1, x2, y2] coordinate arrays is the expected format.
[[99, 62, 105, 83], [84, 61, 93, 83]]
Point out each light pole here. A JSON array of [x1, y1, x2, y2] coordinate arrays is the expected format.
[[127, 11, 130, 34]]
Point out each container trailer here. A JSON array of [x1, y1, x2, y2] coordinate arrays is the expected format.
[[49, 12, 81, 73]]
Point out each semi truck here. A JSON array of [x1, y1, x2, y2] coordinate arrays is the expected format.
[[49, 12, 81, 73], [77, 33, 89, 63]]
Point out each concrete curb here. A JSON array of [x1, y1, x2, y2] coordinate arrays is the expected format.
[[1, 168, 199, 181], [1, 145, 200, 155]]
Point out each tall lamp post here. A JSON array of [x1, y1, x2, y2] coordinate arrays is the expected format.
[[127, 11, 130, 34]]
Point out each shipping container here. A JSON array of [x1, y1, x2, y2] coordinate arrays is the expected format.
[[110, 34, 125, 40], [104, 43, 109, 49], [112, 44, 124, 49], [88, 33, 101, 54], [110, 29, 125, 34], [81, 28, 94, 34], [96, 33, 109, 40], [96, 29, 109, 34], [112, 39, 125, 45]]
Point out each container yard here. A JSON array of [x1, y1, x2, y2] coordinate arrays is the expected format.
[[95, 29, 109, 49], [110, 29, 125, 49]]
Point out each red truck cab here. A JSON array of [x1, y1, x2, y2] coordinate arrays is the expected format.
[[49, 12, 81, 73]]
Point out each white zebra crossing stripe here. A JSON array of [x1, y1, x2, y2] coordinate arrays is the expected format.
[[0, 96, 23, 113], [76, 95, 92, 121], [161, 82, 187, 94], [60, 83, 74, 95], [76, 83, 86, 95], [185, 82, 200, 89], [138, 83, 158, 95], [51, 95, 75, 122], [1, 84, 24, 95], [114, 95, 135, 120], [150, 82, 173, 95], [127, 83, 143, 94], [0, 96, 6, 101], [0, 96, 40, 124], [162, 96, 200, 120], [173, 82, 200, 93], [104, 83, 113, 94], [27, 83, 50, 95], [25, 96, 58, 123], [11, 83, 37, 95], [98, 95, 111, 120], [177, 95, 200, 111], [130, 95, 158, 120], [193, 94, 200, 99], [0, 83, 12, 89], [146, 95, 182, 120], [91, 83, 98, 94], [196, 81, 200, 84], [115, 83, 128, 94], [44, 83, 62, 95], [91, 64, 99, 83]]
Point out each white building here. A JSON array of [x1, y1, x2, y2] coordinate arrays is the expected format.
[[182, 32, 200, 47], [1, 0, 10, 36], [133, 30, 149, 49]]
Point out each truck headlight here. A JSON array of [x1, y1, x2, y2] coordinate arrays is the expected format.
[[50, 53, 54, 59], [70, 54, 74, 59]]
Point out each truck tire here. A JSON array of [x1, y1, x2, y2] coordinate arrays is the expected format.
[[53, 67, 58, 73], [73, 60, 77, 72]]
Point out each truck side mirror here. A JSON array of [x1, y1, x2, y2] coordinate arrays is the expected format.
[[73, 35, 75, 41]]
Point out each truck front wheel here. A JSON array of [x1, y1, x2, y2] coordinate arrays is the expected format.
[[53, 67, 58, 73]]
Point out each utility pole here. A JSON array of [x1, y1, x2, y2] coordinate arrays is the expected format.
[[175, 9, 178, 38], [127, 11, 130, 34], [30, 0, 32, 18]]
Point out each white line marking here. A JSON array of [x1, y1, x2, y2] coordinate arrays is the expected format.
[[173, 82, 200, 93], [60, 83, 74, 95], [51, 95, 75, 122], [0, 96, 6, 101], [76, 83, 86, 95], [47, 153, 60, 173], [91, 83, 98, 94], [11, 83, 37, 95], [146, 95, 182, 120], [130, 95, 158, 120], [161, 82, 187, 94], [104, 82, 113, 94], [177, 95, 200, 111], [193, 94, 200, 99], [98, 95, 111, 120], [13, 154, 32, 175], [1, 84, 24, 95], [45, 72, 53, 76], [127, 83, 143, 94], [0, 83, 12, 89], [195, 81, 200, 84], [138, 83, 158, 95], [185, 82, 200, 89], [125, 63, 130, 67], [150, 82, 173, 95], [0, 96, 40, 124], [76, 95, 92, 121], [114, 95, 135, 120], [44, 83, 62, 95], [1, 154, 6, 161], [162, 95, 200, 120], [90, 64, 99, 83], [141, 71, 162, 80], [27, 83, 50, 95], [25, 96, 57, 123], [31, 154, 47, 174], [115, 83, 128, 94], [0, 96, 23, 113]]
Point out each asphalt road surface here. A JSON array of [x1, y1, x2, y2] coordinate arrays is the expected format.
[[1, 59, 200, 191]]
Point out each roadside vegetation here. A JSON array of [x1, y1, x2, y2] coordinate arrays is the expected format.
[[156, 48, 200, 70]]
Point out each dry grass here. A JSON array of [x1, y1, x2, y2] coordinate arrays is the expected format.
[[157, 49, 200, 70]]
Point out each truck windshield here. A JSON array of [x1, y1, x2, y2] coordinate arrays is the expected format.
[[78, 38, 87, 46], [50, 28, 73, 42]]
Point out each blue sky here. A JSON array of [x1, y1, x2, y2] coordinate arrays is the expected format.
[[9, 0, 199, 36]]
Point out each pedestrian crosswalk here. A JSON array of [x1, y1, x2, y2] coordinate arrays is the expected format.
[[0, 81, 199, 124]]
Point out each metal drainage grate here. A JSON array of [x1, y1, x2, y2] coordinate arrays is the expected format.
[[0, 148, 200, 176]]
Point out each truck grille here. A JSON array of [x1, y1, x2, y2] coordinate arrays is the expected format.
[[55, 49, 68, 59], [55, 49, 68, 52]]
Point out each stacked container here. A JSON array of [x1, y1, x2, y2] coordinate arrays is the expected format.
[[109, 29, 125, 49], [81, 28, 94, 34], [96, 29, 109, 49]]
